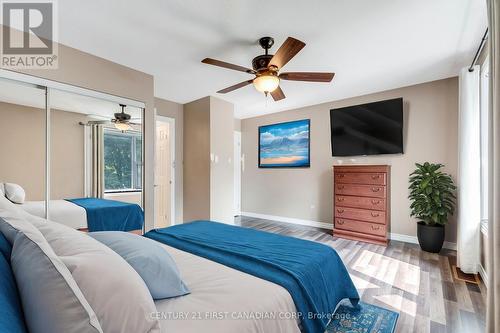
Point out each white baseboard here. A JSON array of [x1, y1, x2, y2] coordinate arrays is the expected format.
[[241, 211, 457, 250], [478, 263, 488, 288], [241, 212, 333, 230], [390, 233, 456, 250]]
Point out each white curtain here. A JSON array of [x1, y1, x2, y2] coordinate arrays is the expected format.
[[457, 66, 481, 274], [487, 0, 500, 331]]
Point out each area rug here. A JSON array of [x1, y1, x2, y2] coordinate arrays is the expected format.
[[326, 300, 399, 333]]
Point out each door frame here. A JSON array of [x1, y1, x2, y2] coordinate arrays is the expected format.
[[155, 115, 176, 226], [234, 131, 242, 216]]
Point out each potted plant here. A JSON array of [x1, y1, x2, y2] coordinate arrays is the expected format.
[[408, 162, 456, 253]]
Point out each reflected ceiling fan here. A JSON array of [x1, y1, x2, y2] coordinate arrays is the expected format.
[[81, 104, 140, 132], [202, 37, 335, 101]]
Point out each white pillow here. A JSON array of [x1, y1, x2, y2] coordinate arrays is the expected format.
[[0, 209, 103, 333], [0, 183, 4, 197], [4, 183, 26, 204], [29, 217, 161, 333]]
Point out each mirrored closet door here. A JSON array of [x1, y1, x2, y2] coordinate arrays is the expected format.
[[0, 72, 145, 231], [0, 77, 47, 216], [48, 89, 144, 228]]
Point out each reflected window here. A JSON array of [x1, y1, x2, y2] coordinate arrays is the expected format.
[[104, 129, 142, 192]]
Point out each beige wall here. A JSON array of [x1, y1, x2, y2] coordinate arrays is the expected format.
[[210, 97, 234, 224], [155, 97, 184, 224], [1, 25, 156, 230], [0, 102, 87, 201], [183, 97, 211, 222], [182, 96, 235, 224], [50, 109, 87, 200], [104, 192, 142, 206], [0, 102, 46, 201], [241, 77, 459, 243]]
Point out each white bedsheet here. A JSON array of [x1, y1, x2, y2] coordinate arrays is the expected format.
[[155, 244, 302, 333], [20, 200, 87, 229]]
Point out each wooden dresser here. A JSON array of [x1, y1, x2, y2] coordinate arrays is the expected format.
[[333, 165, 390, 245]]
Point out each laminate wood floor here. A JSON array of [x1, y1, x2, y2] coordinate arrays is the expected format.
[[235, 216, 486, 333]]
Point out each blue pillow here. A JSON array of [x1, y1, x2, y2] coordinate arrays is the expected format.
[[0, 233, 28, 333], [89, 231, 190, 300]]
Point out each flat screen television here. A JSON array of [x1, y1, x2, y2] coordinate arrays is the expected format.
[[330, 98, 403, 156]]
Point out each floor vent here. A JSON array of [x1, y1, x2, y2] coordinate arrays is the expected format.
[[452, 265, 480, 285]]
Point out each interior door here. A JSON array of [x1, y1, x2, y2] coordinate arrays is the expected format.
[[155, 120, 171, 228]]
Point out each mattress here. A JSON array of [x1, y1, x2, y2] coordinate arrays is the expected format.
[[20, 200, 87, 229], [154, 244, 301, 333]]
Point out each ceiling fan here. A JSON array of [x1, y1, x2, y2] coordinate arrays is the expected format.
[[81, 104, 140, 132], [202, 37, 335, 101]]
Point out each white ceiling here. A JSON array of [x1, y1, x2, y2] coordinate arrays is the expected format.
[[56, 0, 487, 118]]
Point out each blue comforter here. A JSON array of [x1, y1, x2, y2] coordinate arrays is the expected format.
[[66, 198, 144, 232], [145, 221, 359, 333]]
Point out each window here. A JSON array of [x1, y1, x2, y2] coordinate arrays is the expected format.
[[480, 58, 490, 229], [103, 129, 142, 192]]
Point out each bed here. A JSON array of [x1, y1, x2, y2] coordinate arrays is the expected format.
[[1, 193, 358, 333], [146, 221, 360, 333], [155, 244, 302, 333], [20, 197, 144, 232]]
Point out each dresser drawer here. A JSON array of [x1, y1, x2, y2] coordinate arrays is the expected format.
[[334, 184, 386, 198], [335, 218, 386, 237], [334, 206, 386, 224], [335, 172, 386, 185], [335, 195, 385, 211]]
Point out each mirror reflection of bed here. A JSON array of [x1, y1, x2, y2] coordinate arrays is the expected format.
[[0, 77, 145, 234]]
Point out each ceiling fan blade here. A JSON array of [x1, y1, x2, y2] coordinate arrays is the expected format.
[[217, 80, 254, 94], [202, 58, 255, 74], [270, 86, 286, 101], [269, 37, 306, 70], [279, 72, 335, 82]]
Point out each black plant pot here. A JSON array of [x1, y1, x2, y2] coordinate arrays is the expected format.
[[417, 222, 445, 253]]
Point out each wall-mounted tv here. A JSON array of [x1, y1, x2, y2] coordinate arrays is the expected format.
[[259, 119, 310, 168], [330, 98, 403, 156]]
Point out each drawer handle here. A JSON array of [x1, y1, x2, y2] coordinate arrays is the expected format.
[[336, 220, 344, 225], [371, 187, 381, 192], [337, 197, 345, 202], [371, 199, 381, 205], [338, 174, 345, 178], [337, 209, 344, 214], [371, 175, 381, 179], [337, 185, 345, 190], [371, 225, 381, 231], [371, 212, 380, 217]]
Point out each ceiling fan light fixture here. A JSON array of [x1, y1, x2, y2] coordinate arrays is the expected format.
[[114, 122, 131, 132], [253, 74, 280, 93]]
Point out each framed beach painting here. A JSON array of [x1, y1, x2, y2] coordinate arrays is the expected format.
[[258, 119, 310, 168]]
